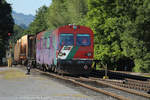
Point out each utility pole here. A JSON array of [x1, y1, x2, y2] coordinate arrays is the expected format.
[[7, 33, 12, 67]]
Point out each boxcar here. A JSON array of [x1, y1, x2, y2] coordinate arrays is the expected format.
[[36, 25, 94, 75], [14, 35, 36, 65], [14, 39, 21, 63]]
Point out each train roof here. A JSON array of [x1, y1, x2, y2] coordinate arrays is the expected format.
[[58, 25, 94, 35], [21, 35, 28, 40], [59, 25, 92, 29], [36, 25, 93, 39]]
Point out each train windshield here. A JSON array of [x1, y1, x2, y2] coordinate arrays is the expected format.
[[76, 34, 90, 46], [60, 33, 74, 46]]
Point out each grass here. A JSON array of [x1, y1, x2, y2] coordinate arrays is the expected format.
[[0, 69, 27, 80], [142, 74, 150, 78]]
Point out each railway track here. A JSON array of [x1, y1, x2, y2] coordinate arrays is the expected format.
[[35, 69, 150, 100], [90, 78, 150, 93], [109, 70, 150, 81], [90, 70, 150, 81], [123, 78, 150, 92], [90, 69, 150, 93]]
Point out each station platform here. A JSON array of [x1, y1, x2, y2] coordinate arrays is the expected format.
[[0, 67, 93, 100]]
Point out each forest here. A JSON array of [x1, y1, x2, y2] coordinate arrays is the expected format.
[[1, 0, 150, 72], [0, 0, 14, 58]]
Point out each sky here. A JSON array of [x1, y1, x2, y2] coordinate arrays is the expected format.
[[6, 0, 52, 15]]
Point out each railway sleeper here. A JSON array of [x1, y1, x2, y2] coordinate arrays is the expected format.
[[111, 82, 150, 92], [126, 82, 150, 88], [96, 79, 150, 93], [125, 78, 150, 84]]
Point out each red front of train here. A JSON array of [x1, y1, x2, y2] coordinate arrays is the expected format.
[[56, 25, 94, 74]]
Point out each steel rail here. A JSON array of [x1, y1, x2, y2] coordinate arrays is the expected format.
[[86, 77, 150, 99], [35, 69, 129, 100]]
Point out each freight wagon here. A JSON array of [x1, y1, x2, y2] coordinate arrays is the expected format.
[[14, 35, 36, 65]]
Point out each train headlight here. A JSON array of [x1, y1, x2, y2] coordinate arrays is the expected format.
[[84, 65, 88, 70]]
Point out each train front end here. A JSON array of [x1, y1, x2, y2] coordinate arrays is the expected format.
[[57, 25, 94, 75]]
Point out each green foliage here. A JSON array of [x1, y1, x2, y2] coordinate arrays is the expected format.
[[46, 0, 68, 29], [0, 0, 14, 57], [87, 0, 150, 72], [0, 0, 14, 37], [25, 5, 48, 34], [25, 0, 88, 32], [66, 0, 88, 24], [120, 0, 150, 72], [45, 0, 88, 30], [13, 24, 24, 41], [86, 0, 126, 69]]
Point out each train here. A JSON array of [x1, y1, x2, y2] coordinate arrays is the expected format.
[[14, 25, 94, 75], [14, 35, 36, 65]]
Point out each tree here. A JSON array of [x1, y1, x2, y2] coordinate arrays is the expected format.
[[66, 0, 88, 24], [0, 0, 14, 57], [121, 0, 150, 72], [86, 0, 150, 72], [13, 24, 24, 41], [26, 0, 89, 33], [25, 5, 48, 34], [0, 0, 14, 38], [45, 0, 88, 30], [46, 0, 68, 29], [86, 0, 126, 69]]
